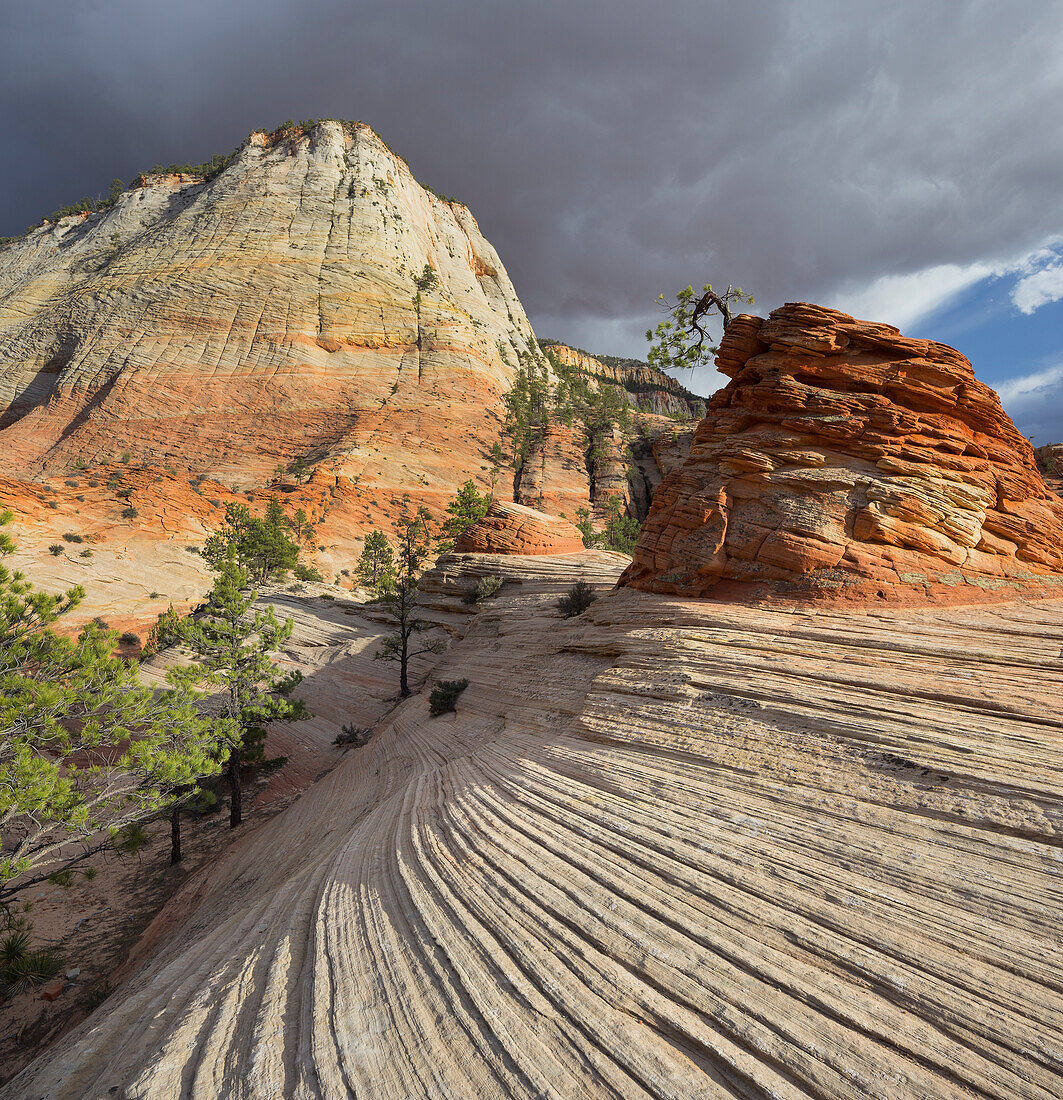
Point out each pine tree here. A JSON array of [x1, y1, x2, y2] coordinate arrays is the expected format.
[[202, 495, 299, 583], [373, 501, 446, 696], [291, 507, 315, 544], [357, 530, 396, 592], [178, 551, 306, 827], [0, 511, 231, 911], [438, 479, 492, 551]]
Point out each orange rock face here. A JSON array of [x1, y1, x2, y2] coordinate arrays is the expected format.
[[621, 302, 1063, 602], [453, 501, 586, 555]]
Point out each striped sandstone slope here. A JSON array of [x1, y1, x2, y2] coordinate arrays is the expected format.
[[8, 557, 1063, 1098]]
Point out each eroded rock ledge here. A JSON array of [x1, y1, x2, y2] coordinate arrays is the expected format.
[[621, 302, 1063, 602]]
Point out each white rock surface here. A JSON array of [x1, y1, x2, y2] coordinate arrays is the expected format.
[[7, 560, 1063, 1099]]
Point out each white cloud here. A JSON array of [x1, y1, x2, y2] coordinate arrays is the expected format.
[[825, 237, 1063, 333], [996, 363, 1063, 404], [828, 261, 998, 330], [1012, 263, 1063, 314]]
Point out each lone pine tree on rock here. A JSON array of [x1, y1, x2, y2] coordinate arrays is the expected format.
[[371, 500, 446, 697], [647, 282, 754, 373]]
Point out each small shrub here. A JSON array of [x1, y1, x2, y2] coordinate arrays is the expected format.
[[119, 451, 131, 463], [79, 548, 93, 558], [334, 724, 370, 747], [462, 574, 503, 604], [121, 506, 139, 519], [62, 532, 83, 543], [557, 580, 597, 619], [294, 564, 325, 582], [116, 488, 132, 500], [47, 500, 59, 509], [49, 544, 63, 556], [64, 479, 78, 488], [428, 678, 469, 716], [119, 631, 141, 647], [75, 494, 85, 502], [149, 591, 161, 599], [3, 948, 64, 992]]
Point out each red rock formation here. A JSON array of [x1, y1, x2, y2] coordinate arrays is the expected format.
[[621, 302, 1063, 602], [453, 501, 586, 555]]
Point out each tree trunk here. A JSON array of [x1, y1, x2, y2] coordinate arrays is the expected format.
[[228, 744, 242, 827], [399, 626, 410, 697], [170, 805, 182, 865]]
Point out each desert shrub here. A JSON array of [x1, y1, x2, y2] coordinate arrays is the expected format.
[[462, 574, 503, 604], [557, 580, 597, 618], [47, 501, 59, 509], [116, 488, 132, 500], [121, 507, 139, 519], [2, 946, 64, 993], [119, 631, 141, 647], [428, 678, 469, 716], [48, 544, 63, 556], [293, 564, 325, 582], [79, 548, 93, 558], [75, 495, 85, 502], [119, 452, 131, 463], [334, 724, 370, 747], [143, 604, 185, 654], [62, 532, 83, 543], [149, 591, 161, 599]]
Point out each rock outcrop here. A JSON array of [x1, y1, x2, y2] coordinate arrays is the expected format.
[[0, 122, 541, 619], [8, 560, 1063, 1099], [622, 302, 1063, 602], [453, 501, 585, 555]]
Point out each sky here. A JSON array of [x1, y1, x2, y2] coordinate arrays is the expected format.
[[1, 0, 1061, 439]]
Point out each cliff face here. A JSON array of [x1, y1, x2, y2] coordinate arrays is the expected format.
[[0, 122, 531, 483], [541, 341, 704, 418], [621, 302, 1063, 603], [0, 122, 549, 622]]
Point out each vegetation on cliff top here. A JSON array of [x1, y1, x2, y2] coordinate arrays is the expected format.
[[1, 118, 433, 247]]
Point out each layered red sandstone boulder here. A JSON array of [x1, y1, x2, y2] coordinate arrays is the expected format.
[[620, 302, 1063, 601], [453, 501, 586, 555]]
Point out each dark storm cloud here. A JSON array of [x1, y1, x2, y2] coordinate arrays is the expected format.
[[3, 1, 1062, 388]]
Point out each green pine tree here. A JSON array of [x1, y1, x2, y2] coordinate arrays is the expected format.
[[178, 551, 306, 827], [438, 479, 492, 551], [357, 530, 396, 592], [202, 495, 299, 583], [0, 511, 232, 913]]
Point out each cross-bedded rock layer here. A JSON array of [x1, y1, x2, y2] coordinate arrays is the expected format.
[[621, 302, 1063, 602], [7, 558, 1063, 1099], [453, 501, 586, 555]]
